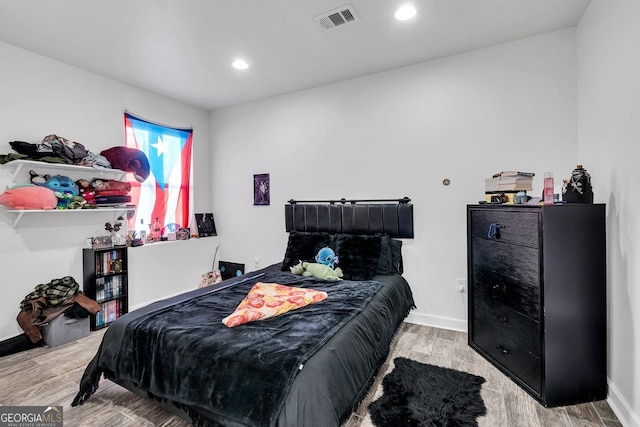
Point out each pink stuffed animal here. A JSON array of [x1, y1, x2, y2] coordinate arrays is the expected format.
[[0, 185, 58, 210]]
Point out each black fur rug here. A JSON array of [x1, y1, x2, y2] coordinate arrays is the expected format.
[[369, 357, 487, 427]]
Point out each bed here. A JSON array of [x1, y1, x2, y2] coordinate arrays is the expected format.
[[73, 199, 415, 427]]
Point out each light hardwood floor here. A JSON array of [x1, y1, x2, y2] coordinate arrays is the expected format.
[[0, 323, 622, 427]]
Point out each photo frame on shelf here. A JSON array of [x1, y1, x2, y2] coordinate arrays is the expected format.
[[91, 235, 112, 250], [254, 173, 270, 206], [195, 213, 216, 237]]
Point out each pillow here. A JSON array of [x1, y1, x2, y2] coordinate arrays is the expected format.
[[334, 234, 382, 281], [376, 234, 394, 275], [282, 231, 334, 271], [222, 282, 327, 328], [390, 238, 403, 274]]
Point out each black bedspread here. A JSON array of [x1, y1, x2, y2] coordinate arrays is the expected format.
[[73, 268, 389, 427]]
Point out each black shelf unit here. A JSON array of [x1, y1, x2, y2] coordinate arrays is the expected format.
[[467, 204, 607, 407], [82, 247, 129, 330]]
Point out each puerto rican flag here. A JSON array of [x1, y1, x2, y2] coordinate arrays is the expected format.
[[124, 112, 193, 233]]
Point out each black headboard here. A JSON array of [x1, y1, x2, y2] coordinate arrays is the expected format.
[[285, 197, 414, 238]]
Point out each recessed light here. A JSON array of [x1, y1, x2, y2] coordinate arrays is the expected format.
[[232, 59, 249, 70], [395, 5, 416, 21]]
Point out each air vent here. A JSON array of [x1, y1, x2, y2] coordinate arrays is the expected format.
[[315, 4, 360, 32]]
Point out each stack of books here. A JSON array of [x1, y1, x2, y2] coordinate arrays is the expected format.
[[484, 171, 535, 203]]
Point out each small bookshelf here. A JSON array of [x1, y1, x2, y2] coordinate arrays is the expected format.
[[82, 247, 129, 330]]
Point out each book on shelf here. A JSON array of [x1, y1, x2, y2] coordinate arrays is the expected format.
[[497, 175, 533, 184], [498, 182, 533, 191], [96, 305, 104, 327], [484, 177, 500, 192], [485, 169, 535, 194], [107, 300, 117, 323], [494, 171, 535, 177]]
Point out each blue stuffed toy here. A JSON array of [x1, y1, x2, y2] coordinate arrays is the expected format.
[[37, 174, 79, 209], [315, 247, 339, 269]]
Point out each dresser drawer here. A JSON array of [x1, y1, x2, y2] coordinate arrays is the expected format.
[[471, 238, 540, 285], [470, 209, 539, 249], [471, 259, 540, 321], [472, 318, 541, 395], [473, 293, 540, 356]]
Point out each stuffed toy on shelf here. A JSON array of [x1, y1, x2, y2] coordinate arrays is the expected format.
[[0, 185, 58, 210]]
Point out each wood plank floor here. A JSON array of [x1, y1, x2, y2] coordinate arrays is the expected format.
[[0, 323, 622, 427]]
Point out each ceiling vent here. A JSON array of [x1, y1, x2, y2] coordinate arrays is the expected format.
[[315, 5, 359, 32]]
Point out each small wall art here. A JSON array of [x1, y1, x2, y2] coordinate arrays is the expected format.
[[195, 213, 217, 237], [254, 173, 270, 206]]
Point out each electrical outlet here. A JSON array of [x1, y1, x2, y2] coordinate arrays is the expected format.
[[456, 278, 467, 293], [254, 257, 260, 267]]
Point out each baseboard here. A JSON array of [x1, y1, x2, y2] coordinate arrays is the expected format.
[[0, 333, 44, 357], [405, 311, 467, 332], [607, 379, 640, 427]]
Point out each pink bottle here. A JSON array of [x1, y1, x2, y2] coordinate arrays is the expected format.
[[543, 172, 554, 205]]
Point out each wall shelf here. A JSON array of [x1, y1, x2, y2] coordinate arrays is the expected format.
[[1, 159, 133, 228], [4, 159, 127, 182], [6, 206, 135, 228]]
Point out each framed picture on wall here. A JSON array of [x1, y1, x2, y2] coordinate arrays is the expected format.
[[195, 213, 216, 237], [254, 173, 270, 206]]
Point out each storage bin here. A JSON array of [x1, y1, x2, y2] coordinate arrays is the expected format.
[[41, 315, 90, 347]]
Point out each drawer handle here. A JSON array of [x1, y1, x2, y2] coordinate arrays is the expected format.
[[491, 284, 506, 299], [487, 223, 503, 239], [495, 345, 510, 355]]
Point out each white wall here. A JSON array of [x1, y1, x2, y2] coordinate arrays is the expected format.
[[3, 13, 636, 427], [0, 41, 214, 341], [577, 1, 640, 425], [210, 28, 579, 331]]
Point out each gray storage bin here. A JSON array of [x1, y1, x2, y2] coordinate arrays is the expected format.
[[41, 315, 90, 347]]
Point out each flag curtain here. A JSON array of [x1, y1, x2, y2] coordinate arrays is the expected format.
[[124, 112, 193, 234]]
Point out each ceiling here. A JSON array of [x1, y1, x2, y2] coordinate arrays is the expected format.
[[0, 0, 591, 111]]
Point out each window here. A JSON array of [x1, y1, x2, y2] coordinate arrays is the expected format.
[[124, 112, 193, 234]]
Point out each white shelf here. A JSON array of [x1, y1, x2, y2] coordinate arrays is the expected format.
[[1, 159, 133, 228], [6, 206, 135, 228], [4, 159, 127, 183]]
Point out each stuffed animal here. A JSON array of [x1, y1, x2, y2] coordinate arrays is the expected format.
[[315, 246, 339, 269], [75, 179, 96, 206], [65, 195, 88, 209], [100, 146, 150, 182], [29, 170, 50, 185], [35, 174, 79, 209], [290, 261, 344, 281], [37, 174, 79, 196], [200, 269, 223, 288], [0, 185, 58, 210], [91, 178, 131, 193]]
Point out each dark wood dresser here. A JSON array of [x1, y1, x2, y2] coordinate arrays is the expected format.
[[467, 204, 607, 407]]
